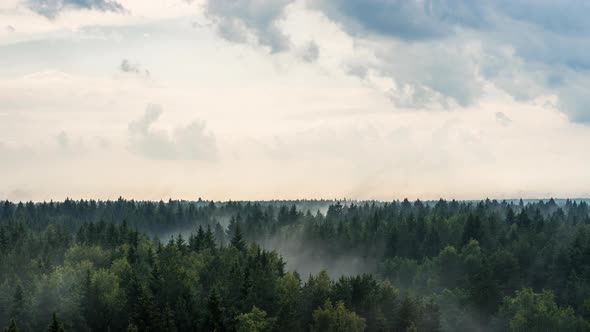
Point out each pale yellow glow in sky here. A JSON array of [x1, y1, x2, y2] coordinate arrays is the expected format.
[[1, 0, 590, 201]]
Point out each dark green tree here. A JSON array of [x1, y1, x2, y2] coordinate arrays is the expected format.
[[231, 224, 246, 252], [47, 313, 65, 332], [204, 288, 225, 332], [3, 320, 19, 332], [310, 300, 366, 332]]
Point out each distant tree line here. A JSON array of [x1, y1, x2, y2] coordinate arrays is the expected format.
[[1, 198, 590, 331]]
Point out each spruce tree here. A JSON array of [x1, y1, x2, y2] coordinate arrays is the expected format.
[[47, 313, 65, 332], [4, 319, 19, 332], [11, 285, 24, 322], [204, 225, 217, 250], [79, 269, 100, 329], [205, 288, 225, 332], [231, 224, 246, 251]]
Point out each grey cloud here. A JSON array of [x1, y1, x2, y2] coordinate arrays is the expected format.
[[554, 78, 590, 124], [305, 0, 590, 122], [345, 61, 369, 79], [490, 1, 590, 36], [205, 0, 293, 53], [312, 0, 488, 41], [26, 0, 126, 19], [6, 25, 15, 32], [128, 105, 217, 161], [307, 1, 485, 109], [120, 59, 150, 77], [299, 40, 319, 63], [375, 40, 482, 108], [193, 0, 590, 121], [495, 112, 512, 126]]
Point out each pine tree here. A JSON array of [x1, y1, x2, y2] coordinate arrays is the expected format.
[[204, 225, 216, 250], [4, 319, 19, 332], [189, 225, 205, 251], [214, 222, 225, 247], [127, 244, 138, 265], [204, 288, 225, 332], [11, 285, 24, 321], [80, 270, 95, 328], [47, 313, 65, 332], [176, 233, 186, 252], [126, 272, 151, 330], [0, 226, 8, 253], [397, 297, 417, 332], [461, 214, 483, 246], [161, 303, 177, 332], [231, 224, 246, 252]]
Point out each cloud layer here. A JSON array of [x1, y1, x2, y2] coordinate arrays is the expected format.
[[197, 0, 590, 123], [128, 105, 217, 161], [2, 0, 590, 201], [205, 0, 293, 53], [26, 0, 125, 18]]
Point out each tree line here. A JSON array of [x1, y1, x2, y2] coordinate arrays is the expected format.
[[1, 198, 590, 331]]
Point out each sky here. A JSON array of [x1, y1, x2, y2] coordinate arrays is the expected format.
[[1, 0, 590, 202]]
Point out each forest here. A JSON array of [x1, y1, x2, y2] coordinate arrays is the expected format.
[[1, 198, 590, 331]]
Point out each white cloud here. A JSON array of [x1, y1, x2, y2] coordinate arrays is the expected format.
[[128, 104, 217, 161], [297, 40, 319, 62], [119, 58, 150, 77], [1, 1, 590, 200], [204, 0, 294, 53], [25, 0, 126, 19]]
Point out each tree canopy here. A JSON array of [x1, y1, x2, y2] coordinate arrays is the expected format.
[[1, 198, 590, 331]]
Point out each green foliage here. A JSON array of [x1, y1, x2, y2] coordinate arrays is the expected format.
[[3, 319, 19, 332], [0, 198, 589, 331], [235, 306, 275, 332], [47, 313, 65, 332], [311, 300, 366, 332], [497, 288, 590, 332], [231, 224, 247, 252]]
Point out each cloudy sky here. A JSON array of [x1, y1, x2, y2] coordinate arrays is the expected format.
[[1, 0, 590, 201]]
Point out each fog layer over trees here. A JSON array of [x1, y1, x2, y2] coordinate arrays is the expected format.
[[1, 198, 590, 331]]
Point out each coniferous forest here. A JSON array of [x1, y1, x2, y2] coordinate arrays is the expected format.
[[1, 198, 590, 331]]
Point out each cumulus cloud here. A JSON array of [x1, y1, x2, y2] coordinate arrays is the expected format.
[[298, 40, 319, 62], [25, 0, 126, 19], [128, 104, 217, 161], [302, 0, 590, 122], [204, 0, 294, 53], [311, 0, 487, 41], [119, 59, 150, 78], [12, 0, 590, 124]]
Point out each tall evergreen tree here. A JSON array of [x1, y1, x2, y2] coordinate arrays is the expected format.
[[231, 224, 246, 252], [3, 320, 19, 332], [47, 313, 65, 332], [80, 269, 95, 328], [11, 285, 25, 322], [204, 288, 225, 332]]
